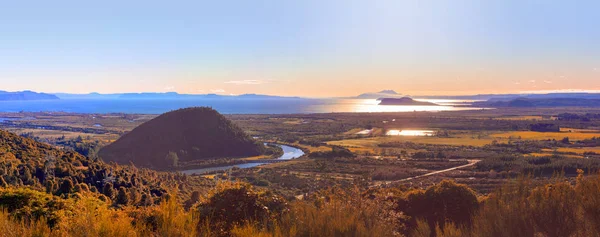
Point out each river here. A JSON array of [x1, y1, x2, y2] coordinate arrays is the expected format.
[[179, 144, 305, 175]]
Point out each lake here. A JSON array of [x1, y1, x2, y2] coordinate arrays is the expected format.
[[179, 144, 305, 175], [0, 98, 483, 114]]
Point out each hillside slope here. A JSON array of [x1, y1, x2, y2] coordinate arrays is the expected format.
[[98, 107, 264, 169]]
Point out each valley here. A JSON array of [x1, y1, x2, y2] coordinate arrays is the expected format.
[[2, 107, 600, 196], [2, 106, 600, 236]]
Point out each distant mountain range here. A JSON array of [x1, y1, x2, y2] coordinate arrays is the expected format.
[[474, 98, 600, 108], [0, 91, 58, 101], [53, 92, 304, 100], [415, 93, 600, 101], [6, 89, 600, 108]]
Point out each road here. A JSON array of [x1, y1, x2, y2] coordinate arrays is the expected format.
[[371, 159, 481, 188]]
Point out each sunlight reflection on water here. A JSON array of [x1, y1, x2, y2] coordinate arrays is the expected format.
[[312, 99, 484, 113], [0, 98, 486, 114], [386, 129, 435, 136]]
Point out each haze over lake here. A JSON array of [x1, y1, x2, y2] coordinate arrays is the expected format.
[[0, 98, 482, 114]]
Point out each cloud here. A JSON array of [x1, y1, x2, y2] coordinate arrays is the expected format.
[[528, 80, 536, 83], [514, 81, 521, 85], [543, 80, 552, 84], [210, 89, 225, 93], [164, 86, 175, 91], [224, 80, 266, 85]]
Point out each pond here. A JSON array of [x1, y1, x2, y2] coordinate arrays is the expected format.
[[355, 129, 373, 135], [386, 129, 435, 136]]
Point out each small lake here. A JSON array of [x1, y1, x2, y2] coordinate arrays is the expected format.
[[179, 144, 304, 175], [386, 129, 435, 136], [355, 129, 373, 135]]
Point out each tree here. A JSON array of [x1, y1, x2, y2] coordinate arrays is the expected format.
[[116, 186, 130, 205], [140, 192, 153, 206], [58, 179, 74, 194], [129, 189, 140, 205], [102, 182, 115, 199], [165, 152, 179, 168], [74, 183, 89, 193], [184, 190, 201, 210]]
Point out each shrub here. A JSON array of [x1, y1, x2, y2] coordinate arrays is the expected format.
[[197, 182, 288, 236]]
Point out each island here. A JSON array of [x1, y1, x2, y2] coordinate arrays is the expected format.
[[378, 97, 439, 106]]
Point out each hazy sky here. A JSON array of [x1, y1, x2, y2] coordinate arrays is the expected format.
[[1, 0, 599, 97]]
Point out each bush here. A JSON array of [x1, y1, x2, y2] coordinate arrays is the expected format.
[[398, 180, 479, 236], [197, 182, 288, 236]]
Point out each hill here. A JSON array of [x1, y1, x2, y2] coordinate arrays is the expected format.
[[476, 97, 600, 107], [378, 97, 439, 106], [98, 107, 264, 169], [0, 90, 59, 101]]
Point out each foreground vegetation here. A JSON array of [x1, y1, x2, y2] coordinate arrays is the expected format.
[[3, 172, 600, 237]]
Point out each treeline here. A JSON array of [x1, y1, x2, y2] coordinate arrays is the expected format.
[[557, 112, 600, 121], [308, 146, 354, 158], [55, 135, 102, 158], [475, 153, 600, 176]]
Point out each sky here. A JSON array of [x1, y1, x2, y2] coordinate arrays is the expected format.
[[0, 0, 599, 97]]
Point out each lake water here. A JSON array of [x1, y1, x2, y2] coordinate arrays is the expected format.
[[0, 98, 482, 114], [179, 144, 304, 175]]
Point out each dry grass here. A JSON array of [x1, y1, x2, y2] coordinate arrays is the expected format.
[[491, 131, 600, 141], [560, 127, 600, 133], [556, 147, 600, 155], [289, 142, 331, 152]]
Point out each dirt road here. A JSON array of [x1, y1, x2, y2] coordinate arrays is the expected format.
[[372, 159, 480, 187]]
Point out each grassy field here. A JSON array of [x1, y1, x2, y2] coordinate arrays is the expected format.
[[560, 127, 600, 133], [556, 147, 600, 155], [491, 131, 600, 141]]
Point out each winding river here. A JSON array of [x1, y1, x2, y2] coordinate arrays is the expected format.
[[179, 144, 305, 175]]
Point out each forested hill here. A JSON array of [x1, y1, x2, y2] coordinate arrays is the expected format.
[[0, 129, 202, 210], [98, 107, 264, 170]]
